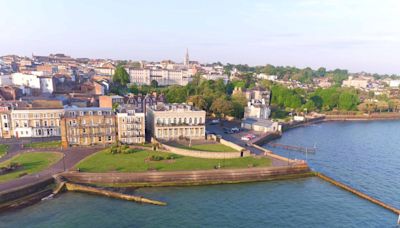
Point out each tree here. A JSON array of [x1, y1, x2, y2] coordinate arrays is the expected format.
[[389, 99, 400, 112], [211, 97, 233, 118], [357, 101, 375, 114], [129, 84, 139, 94], [151, 80, 158, 88], [165, 86, 188, 103], [317, 67, 326, 77], [112, 66, 130, 86], [376, 101, 389, 112], [187, 95, 207, 110], [338, 92, 359, 110], [231, 93, 247, 119]]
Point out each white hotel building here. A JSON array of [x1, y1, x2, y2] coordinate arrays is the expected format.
[[127, 68, 193, 86], [146, 103, 206, 140]]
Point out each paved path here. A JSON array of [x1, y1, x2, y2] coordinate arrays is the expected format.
[[0, 146, 104, 193]]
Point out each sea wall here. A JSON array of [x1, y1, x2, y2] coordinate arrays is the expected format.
[[0, 177, 54, 212], [251, 132, 282, 146], [161, 143, 250, 159], [325, 113, 400, 121], [59, 165, 312, 187], [0, 178, 54, 204]]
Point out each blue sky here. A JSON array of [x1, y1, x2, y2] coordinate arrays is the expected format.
[[1, 0, 400, 74]]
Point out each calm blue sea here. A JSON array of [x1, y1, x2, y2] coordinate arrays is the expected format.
[[0, 121, 399, 227]]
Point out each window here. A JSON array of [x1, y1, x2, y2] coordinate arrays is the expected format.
[[4, 123, 8, 128], [98, 137, 102, 142], [3, 115, 7, 120], [107, 136, 112, 141], [83, 128, 86, 133]]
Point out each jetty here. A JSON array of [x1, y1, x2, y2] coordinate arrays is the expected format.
[[317, 173, 400, 215], [268, 142, 316, 154], [63, 182, 167, 206]]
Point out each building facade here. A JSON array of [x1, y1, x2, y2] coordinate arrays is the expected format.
[[146, 103, 206, 140], [11, 108, 64, 138], [61, 107, 117, 147], [127, 69, 193, 86], [116, 110, 145, 144], [0, 107, 12, 138]]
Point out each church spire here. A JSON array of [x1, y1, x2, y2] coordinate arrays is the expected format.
[[184, 48, 189, 66]]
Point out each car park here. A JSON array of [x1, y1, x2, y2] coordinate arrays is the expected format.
[[241, 136, 250, 141]]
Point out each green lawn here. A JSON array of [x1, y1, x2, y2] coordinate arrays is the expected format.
[[0, 144, 9, 158], [24, 140, 61, 149], [173, 143, 239, 152], [76, 149, 271, 173], [0, 152, 63, 183]]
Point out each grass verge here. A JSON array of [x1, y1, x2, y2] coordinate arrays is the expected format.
[[76, 149, 270, 173], [0, 144, 9, 158], [24, 141, 61, 149], [0, 152, 63, 183]]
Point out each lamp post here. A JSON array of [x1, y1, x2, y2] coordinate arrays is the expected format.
[[62, 153, 66, 172]]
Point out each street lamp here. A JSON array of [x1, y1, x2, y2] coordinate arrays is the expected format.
[[62, 153, 66, 172]]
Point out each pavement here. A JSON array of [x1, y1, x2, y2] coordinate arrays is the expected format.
[[206, 120, 287, 166], [0, 145, 103, 193]]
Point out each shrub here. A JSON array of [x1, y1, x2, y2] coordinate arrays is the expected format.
[[166, 154, 180, 160], [18, 172, 28, 177], [150, 155, 164, 161]]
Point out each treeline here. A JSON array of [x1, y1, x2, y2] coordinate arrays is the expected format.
[[128, 75, 247, 119], [224, 63, 399, 84], [270, 85, 360, 112]]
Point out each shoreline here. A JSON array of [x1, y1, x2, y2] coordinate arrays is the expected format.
[[1, 115, 399, 213]]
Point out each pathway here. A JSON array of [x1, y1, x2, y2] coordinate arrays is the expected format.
[[0, 146, 103, 193]]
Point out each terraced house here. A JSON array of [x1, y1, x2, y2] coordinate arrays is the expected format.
[[61, 107, 116, 147], [146, 103, 206, 140], [11, 108, 64, 138], [116, 109, 145, 144]]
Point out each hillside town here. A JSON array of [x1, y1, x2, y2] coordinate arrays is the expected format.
[[1, 51, 400, 144]]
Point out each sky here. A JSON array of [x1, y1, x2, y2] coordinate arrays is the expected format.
[[1, 0, 400, 74]]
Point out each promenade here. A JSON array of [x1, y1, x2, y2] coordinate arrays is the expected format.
[[0, 145, 101, 193]]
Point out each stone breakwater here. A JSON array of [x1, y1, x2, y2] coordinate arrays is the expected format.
[[317, 173, 400, 215], [64, 182, 167, 206]]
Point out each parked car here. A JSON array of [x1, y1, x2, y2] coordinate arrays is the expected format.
[[231, 127, 240, 133], [209, 119, 220, 125], [224, 129, 234, 134], [241, 136, 250, 141], [245, 134, 256, 139]]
